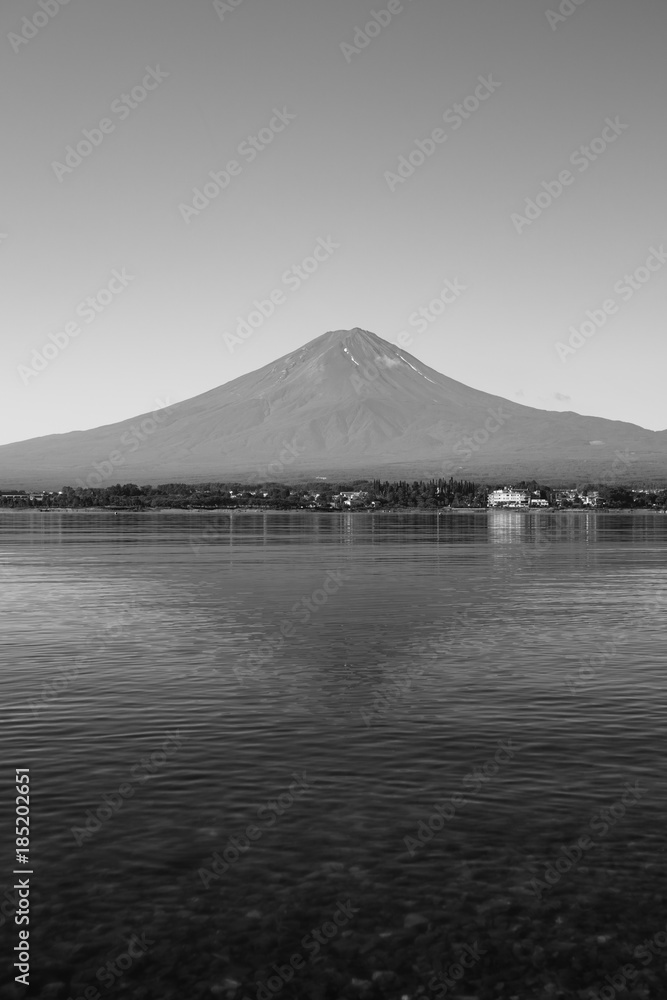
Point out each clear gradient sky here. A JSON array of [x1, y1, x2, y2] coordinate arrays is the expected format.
[[2, 0, 666, 446]]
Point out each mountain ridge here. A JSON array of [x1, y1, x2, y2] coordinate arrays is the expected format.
[[2, 328, 665, 489]]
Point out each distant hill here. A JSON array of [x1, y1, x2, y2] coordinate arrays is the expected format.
[[2, 328, 666, 489]]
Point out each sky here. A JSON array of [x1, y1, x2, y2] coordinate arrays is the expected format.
[[1, 0, 666, 447]]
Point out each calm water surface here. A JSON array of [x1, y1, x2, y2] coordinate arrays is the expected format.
[[2, 511, 667, 999]]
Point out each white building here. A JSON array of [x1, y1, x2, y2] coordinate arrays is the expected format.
[[488, 487, 530, 508]]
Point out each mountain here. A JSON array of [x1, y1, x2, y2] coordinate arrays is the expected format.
[[2, 328, 666, 489]]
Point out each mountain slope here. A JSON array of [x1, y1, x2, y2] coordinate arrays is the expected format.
[[2, 328, 666, 488]]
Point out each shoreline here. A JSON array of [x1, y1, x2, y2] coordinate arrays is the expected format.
[[1, 507, 665, 515]]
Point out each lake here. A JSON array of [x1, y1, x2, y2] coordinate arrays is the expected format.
[[1, 510, 667, 1000]]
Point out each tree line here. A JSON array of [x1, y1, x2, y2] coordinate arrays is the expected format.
[[0, 479, 665, 509]]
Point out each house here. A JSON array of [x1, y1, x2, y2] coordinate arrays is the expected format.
[[582, 491, 599, 506], [553, 489, 599, 507], [0, 491, 53, 503], [333, 491, 368, 507], [554, 489, 579, 506]]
